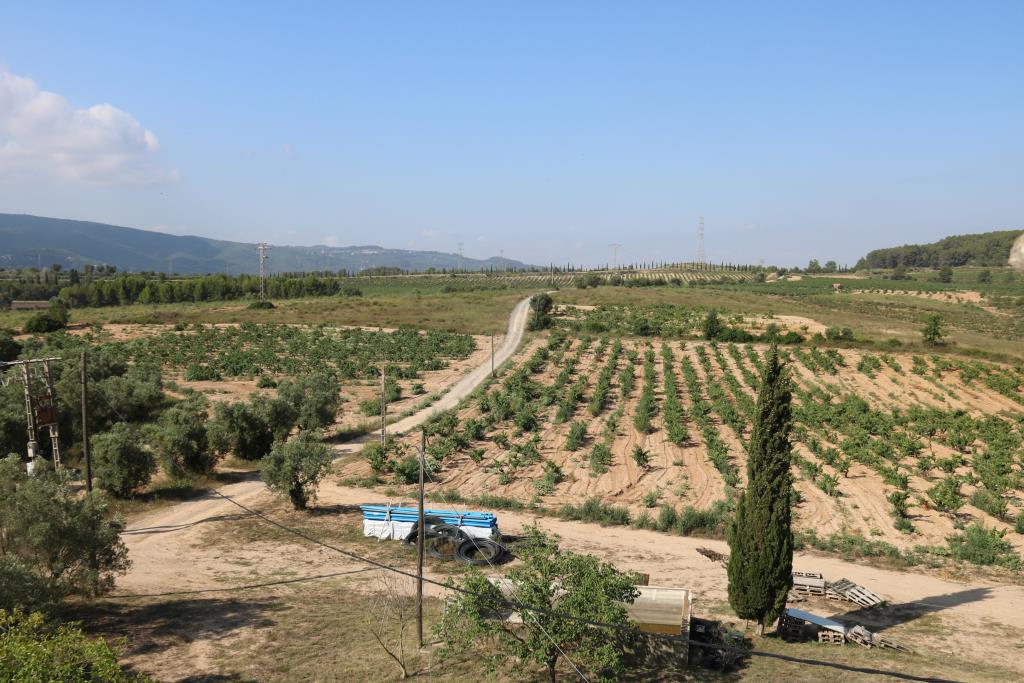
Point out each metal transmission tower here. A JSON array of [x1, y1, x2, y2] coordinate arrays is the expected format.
[[1, 357, 63, 466], [697, 216, 706, 266], [457, 242, 464, 272], [257, 242, 269, 299], [608, 243, 622, 270]]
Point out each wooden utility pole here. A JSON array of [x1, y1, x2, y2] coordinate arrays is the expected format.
[[80, 351, 91, 492], [380, 367, 387, 448], [416, 429, 426, 647], [490, 334, 495, 377]]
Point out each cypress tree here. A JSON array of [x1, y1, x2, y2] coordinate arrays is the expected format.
[[727, 344, 794, 634]]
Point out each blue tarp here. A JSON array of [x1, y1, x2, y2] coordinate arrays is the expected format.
[[360, 504, 497, 529]]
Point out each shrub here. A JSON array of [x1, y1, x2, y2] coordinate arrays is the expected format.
[[558, 497, 630, 526], [969, 489, 1008, 520], [150, 396, 213, 478], [534, 460, 564, 496], [642, 489, 661, 508], [922, 314, 945, 346], [363, 441, 390, 474], [262, 431, 333, 510], [527, 293, 554, 331], [0, 610, 145, 682], [92, 424, 156, 498], [632, 445, 651, 469], [565, 421, 587, 451], [946, 523, 1020, 569], [0, 455, 129, 607], [208, 401, 274, 460], [0, 332, 20, 362], [276, 372, 340, 431], [927, 476, 962, 513], [247, 300, 275, 309], [23, 303, 69, 334], [589, 443, 612, 475], [701, 310, 722, 341], [342, 285, 363, 296], [393, 456, 420, 484], [184, 364, 222, 381], [256, 374, 277, 389]]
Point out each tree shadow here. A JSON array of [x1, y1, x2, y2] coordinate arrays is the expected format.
[[828, 586, 991, 632], [121, 512, 255, 536], [68, 596, 280, 657], [309, 503, 363, 517]]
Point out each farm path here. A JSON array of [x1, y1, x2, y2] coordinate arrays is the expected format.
[[118, 294, 534, 591]]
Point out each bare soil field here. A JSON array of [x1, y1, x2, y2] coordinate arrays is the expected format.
[[338, 336, 1024, 555]]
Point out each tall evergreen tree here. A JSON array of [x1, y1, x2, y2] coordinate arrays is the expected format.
[[727, 344, 794, 634]]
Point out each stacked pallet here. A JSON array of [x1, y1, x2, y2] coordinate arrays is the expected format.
[[826, 578, 884, 607]]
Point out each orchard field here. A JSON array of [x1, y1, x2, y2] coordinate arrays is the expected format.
[[340, 295, 1024, 570]]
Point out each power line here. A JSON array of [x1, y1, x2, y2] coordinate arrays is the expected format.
[[161, 489, 947, 682], [105, 567, 375, 599], [420, 466, 591, 682]]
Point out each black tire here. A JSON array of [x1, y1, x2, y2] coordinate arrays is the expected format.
[[427, 534, 462, 561], [455, 537, 505, 566], [403, 516, 454, 544]]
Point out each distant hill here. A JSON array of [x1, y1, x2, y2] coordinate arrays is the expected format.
[[0, 214, 530, 274], [856, 229, 1024, 270]]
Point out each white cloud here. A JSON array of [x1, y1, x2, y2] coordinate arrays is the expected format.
[[0, 70, 177, 184]]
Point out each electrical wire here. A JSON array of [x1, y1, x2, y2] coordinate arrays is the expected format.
[[104, 567, 375, 599], [153, 487, 949, 683], [420, 465, 591, 683]]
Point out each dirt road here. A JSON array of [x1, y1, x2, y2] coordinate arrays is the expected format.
[[118, 294, 534, 586]]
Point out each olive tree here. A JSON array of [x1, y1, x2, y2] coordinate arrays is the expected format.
[[149, 395, 213, 478], [262, 431, 333, 510], [92, 424, 156, 498], [0, 455, 129, 608], [208, 400, 275, 460], [436, 526, 640, 682], [275, 372, 340, 431]]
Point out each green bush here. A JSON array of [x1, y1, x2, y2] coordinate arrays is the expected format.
[[149, 396, 212, 478], [276, 372, 340, 431], [0, 610, 146, 682], [564, 421, 587, 451], [261, 432, 333, 510], [558, 497, 630, 526], [92, 424, 156, 498], [0, 455, 129, 608], [247, 300, 275, 309], [393, 456, 420, 485], [631, 445, 651, 469], [184, 364, 222, 381], [208, 401, 274, 460], [969, 489, 1008, 520], [0, 332, 21, 362], [927, 475, 962, 513], [946, 523, 1020, 570], [588, 443, 612, 475]]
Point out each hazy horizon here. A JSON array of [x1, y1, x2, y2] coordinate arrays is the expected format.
[[2, 3, 1022, 268]]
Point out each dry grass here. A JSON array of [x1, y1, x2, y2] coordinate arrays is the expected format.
[[10, 288, 537, 336]]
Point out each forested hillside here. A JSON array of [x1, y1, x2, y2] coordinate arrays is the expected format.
[[857, 230, 1022, 269]]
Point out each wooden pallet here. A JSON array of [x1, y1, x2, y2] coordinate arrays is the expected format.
[[778, 615, 805, 642], [817, 630, 845, 645], [792, 571, 827, 597], [847, 624, 909, 652], [827, 578, 884, 607]]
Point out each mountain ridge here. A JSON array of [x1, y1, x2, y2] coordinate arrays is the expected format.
[[0, 213, 531, 274]]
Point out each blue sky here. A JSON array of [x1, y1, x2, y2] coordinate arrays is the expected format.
[[1, 2, 1021, 267]]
